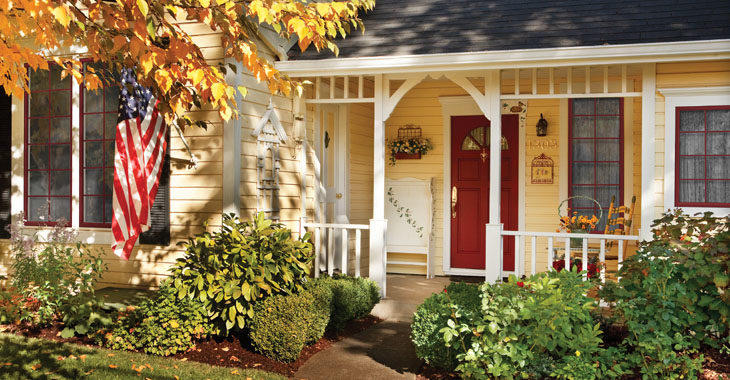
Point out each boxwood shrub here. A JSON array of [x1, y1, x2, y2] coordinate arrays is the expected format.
[[410, 282, 480, 371], [312, 274, 380, 331]]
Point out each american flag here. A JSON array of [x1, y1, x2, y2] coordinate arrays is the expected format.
[[111, 69, 168, 260]]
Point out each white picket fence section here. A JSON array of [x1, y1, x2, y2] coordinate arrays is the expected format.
[[303, 222, 369, 278], [498, 230, 640, 282]]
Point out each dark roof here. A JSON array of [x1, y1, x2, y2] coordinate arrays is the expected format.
[[291, 0, 730, 60]]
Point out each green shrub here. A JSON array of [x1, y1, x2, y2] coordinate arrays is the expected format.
[[439, 270, 625, 380], [311, 275, 380, 331], [59, 294, 118, 339], [248, 288, 331, 362], [102, 283, 214, 356], [169, 212, 314, 334], [7, 218, 107, 325], [411, 282, 480, 371], [598, 210, 727, 378]]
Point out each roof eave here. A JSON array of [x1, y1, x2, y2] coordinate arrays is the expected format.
[[276, 39, 730, 76]]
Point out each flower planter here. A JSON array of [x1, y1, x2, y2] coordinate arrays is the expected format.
[[394, 152, 421, 160]]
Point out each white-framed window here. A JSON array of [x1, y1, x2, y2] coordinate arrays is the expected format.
[[660, 86, 730, 216]]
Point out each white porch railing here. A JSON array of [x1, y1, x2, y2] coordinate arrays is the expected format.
[[498, 230, 640, 282], [303, 222, 369, 278]]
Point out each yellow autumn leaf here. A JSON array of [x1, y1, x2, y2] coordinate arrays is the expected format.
[[189, 69, 205, 84], [109, 364, 118, 369], [199, 0, 210, 7], [154, 70, 173, 93], [52, 6, 70, 27], [211, 82, 226, 101], [237, 86, 247, 97], [169, 319, 179, 328], [31, 363, 41, 371], [231, 369, 239, 375], [136, 0, 149, 17]]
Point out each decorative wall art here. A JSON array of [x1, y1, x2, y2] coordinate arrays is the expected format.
[[251, 101, 287, 220], [531, 153, 554, 184]]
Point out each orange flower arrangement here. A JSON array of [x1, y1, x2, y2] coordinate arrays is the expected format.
[[558, 210, 599, 233]]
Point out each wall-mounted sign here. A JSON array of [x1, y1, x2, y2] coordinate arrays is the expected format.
[[527, 139, 558, 150], [531, 153, 554, 184]]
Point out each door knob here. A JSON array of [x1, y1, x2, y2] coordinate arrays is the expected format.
[[336, 193, 343, 199]]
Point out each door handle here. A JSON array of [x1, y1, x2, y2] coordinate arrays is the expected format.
[[336, 193, 343, 199], [451, 186, 457, 218]]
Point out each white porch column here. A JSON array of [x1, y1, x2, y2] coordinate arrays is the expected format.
[[640, 64, 656, 241], [222, 59, 243, 217], [370, 74, 387, 298], [485, 70, 504, 282]]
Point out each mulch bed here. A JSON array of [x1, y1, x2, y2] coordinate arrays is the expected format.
[[2, 315, 381, 377]]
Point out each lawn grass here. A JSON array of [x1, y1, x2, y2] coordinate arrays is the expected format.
[[0, 333, 285, 380]]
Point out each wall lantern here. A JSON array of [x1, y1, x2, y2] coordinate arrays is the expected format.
[[536, 113, 548, 137]]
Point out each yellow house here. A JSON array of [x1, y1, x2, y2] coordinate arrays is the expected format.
[[1, 1, 729, 297]]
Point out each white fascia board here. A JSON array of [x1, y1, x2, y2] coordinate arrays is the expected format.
[[276, 39, 730, 76]]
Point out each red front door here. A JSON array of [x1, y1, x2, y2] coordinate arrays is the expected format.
[[450, 115, 519, 270]]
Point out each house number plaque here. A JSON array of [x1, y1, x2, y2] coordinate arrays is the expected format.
[[531, 153, 554, 184]]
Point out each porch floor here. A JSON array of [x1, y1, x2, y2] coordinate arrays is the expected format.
[[293, 274, 452, 379]]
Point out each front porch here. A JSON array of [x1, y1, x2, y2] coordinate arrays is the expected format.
[[294, 64, 656, 296]]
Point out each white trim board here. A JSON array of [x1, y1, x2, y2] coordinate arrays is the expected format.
[[659, 86, 730, 217], [438, 96, 526, 274], [277, 39, 730, 76]]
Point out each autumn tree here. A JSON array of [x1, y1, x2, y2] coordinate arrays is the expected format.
[[0, 0, 374, 128]]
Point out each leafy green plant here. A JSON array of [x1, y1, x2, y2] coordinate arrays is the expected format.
[[169, 212, 314, 334], [439, 270, 624, 380], [102, 283, 213, 356], [59, 294, 118, 339], [598, 209, 727, 378], [411, 282, 480, 371], [248, 288, 331, 362], [7, 218, 107, 325], [311, 274, 380, 331]]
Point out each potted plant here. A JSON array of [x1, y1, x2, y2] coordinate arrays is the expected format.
[[557, 196, 602, 247], [387, 137, 433, 165]]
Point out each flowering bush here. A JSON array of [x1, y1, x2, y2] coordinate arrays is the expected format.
[[551, 254, 603, 280], [7, 216, 107, 325], [387, 137, 433, 165]]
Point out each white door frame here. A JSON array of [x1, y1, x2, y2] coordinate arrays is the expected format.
[[438, 96, 526, 277]]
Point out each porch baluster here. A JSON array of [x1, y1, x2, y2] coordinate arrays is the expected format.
[[582, 237, 589, 280], [514, 235, 521, 277], [530, 236, 537, 275], [599, 239, 606, 282], [547, 237, 554, 270], [314, 227, 322, 278], [327, 227, 334, 275], [564, 237, 571, 269], [618, 240, 625, 276], [341, 228, 348, 276], [355, 229, 361, 278]]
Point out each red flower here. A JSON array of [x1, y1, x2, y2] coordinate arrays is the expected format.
[[443, 289, 448, 293], [517, 281, 525, 288]]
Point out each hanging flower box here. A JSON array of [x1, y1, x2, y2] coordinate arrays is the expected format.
[[394, 152, 421, 160]]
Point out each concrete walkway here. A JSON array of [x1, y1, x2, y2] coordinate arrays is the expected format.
[[293, 274, 451, 380]]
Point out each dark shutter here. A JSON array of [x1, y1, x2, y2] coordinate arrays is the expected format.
[[0, 91, 11, 239], [139, 139, 170, 245]]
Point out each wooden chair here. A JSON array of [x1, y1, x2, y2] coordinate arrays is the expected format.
[[602, 195, 636, 262]]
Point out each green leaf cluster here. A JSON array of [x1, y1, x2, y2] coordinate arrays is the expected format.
[[59, 294, 119, 339], [313, 274, 381, 331], [598, 209, 728, 378], [101, 282, 214, 356], [169, 212, 314, 334]]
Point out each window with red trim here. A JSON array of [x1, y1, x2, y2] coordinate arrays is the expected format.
[[80, 63, 120, 226], [675, 106, 730, 207], [25, 64, 72, 224], [569, 98, 623, 232]]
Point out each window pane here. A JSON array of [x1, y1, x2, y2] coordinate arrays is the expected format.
[[596, 116, 619, 138], [597, 162, 620, 184], [29, 146, 48, 169], [105, 86, 120, 112], [50, 117, 70, 142], [572, 99, 594, 115], [84, 196, 104, 223], [30, 93, 49, 117], [707, 132, 730, 155], [679, 133, 704, 155], [85, 169, 103, 194], [707, 109, 730, 131], [596, 186, 620, 212], [105, 113, 118, 138], [50, 65, 71, 90], [50, 145, 71, 169], [50, 171, 70, 195], [572, 116, 594, 138], [572, 163, 594, 184], [30, 69, 49, 91], [50, 91, 71, 116], [84, 88, 104, 113], [105, 196, 113, 222], [105, 140, 115, 167], [29, 119, 49, 143], [707, 157, 730, 179], [679, 110, 704, 132], [572, 140, 594, 161], [679, 156, 704, 179], [28, 171, 48, 195], [50, 198, 70, 221], [597, 139, 619, 160], [470, 127, 486, 146], [104, 168, 114, 194], [84, 114, 104, 139], [570, 186, 594, 208], [708, 181, 730, 203], [84, 142, 104, 167], [28, 197, 49, 221], [679, 180, 705, 203], [596, 98, 619, 115]]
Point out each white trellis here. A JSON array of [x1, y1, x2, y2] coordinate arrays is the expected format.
[[251, 101, 287, 220]]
